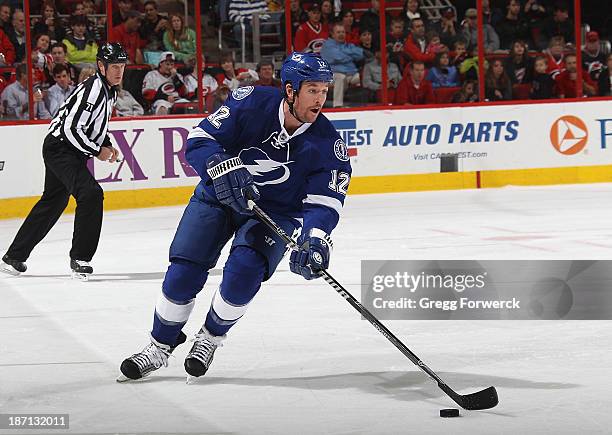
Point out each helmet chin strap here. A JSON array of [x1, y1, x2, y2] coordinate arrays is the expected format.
[[286, 88, 308, 125]]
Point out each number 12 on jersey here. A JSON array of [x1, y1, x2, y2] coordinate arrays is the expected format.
[[328, 170, 350, 195]]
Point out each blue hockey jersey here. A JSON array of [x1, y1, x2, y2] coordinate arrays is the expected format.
[[186, 86, 352, 235]]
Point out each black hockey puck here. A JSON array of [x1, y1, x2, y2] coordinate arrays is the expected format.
[[439, 408, 460, 418]]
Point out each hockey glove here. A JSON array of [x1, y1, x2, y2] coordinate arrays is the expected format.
[[289, 228, 332, 280], [206, 153, 260, 214]]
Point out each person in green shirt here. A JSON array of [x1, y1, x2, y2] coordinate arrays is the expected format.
[[163, 13, 196, 63], [62, 15, 98, 67]]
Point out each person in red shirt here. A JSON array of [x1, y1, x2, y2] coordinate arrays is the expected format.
[[554, 53, 597, 98], [395, 60, 435, 105], [0, 26, 15, 66], [340, 10, 360, 45], [545, 36, 566, 78], [294, 3, 328, 53], [112, 10, 144, 64], [403, 18, 436, 66]]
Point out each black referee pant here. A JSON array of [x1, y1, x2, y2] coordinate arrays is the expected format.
[[6, 135, 104, 263]]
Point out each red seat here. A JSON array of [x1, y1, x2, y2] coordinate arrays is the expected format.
[[434, 86, 460, 104]]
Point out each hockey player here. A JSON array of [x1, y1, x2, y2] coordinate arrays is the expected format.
[[118, 52, 352, 381], [0, 43, 126, 280]]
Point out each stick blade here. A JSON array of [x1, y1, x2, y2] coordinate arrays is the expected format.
[[456, 386, 499, 410]]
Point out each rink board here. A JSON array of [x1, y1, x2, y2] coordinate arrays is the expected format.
[[1, 99, 611, 218]]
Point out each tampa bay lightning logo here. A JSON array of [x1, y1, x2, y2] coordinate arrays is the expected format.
[[239, 147, 293, 186], [262, 130, 290, 149], [232, 86, 254, 100], [334, 139, 349, 161]]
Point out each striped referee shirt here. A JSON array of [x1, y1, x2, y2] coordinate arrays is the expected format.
[[49, 71, 117, 157], [228, 0, 267, 23]]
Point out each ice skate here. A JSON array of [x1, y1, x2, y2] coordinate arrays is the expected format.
[[1, 254, 27, 276], [117, 332, 187, 382], [184, 327, 226, 383], [70, 259, 93, 281]]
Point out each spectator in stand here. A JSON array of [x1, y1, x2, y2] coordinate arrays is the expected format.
[[451, 80, 479, 103], [554, 53, 597, 98], [427, 51, 460, 88], [582, 31, 606, 81], [450, 39, 467, 67], [45, 63, 74, 116], [400, 0, 427, 31], [358, 28, 376, 66], [403, 18, 435, 66], [215, 51, 257, 90], [181, 54, 218, 112], [142, 51, 188, 115], [112, 10, 145, 64], [362, 48, 401, 102], [0, 2, 10, 32], [77, 66, 95, 83], [116, 84, 145, 116], [504, 40, 534, 84], [73, 1, 104, 42], [395, 60, 434, 105], [485, 59, 513, 101], [432, 7, 461, 50], [280, 0, 306, 44], [140, 1, 168, 51], [540, 1, 573, 49], [321, 0, 334, 27], [598, 54, 612, 97], [31, 33, 53, 90], [113, 0, 133, 25], [294, 3, 328, 54], [497, 0, 532, 50], [459, 46, 481, 81], [46, 42, 78, 85], [544, 35, 566, 78], [0, 63, 51, 119], [228, 0, 268, 48], [0, 26, 15, 66], [163, 14, 196, 63], [359, 0, 380, 39], [462, 8, 499, 53], [63, 15, 98, 67], [33, 1, 65, 44], [530, 56, 555, 99], [482, 0, 504, 28], [82, 0, 98, 15], [321, 21, 364, 107], [7, 9, 25, 63], [425, 31, 446, 54], [340, 10, 359, 45], [523, 0, 547, 25], [386, 18, 407, 69], [254, 60, 281, 88]]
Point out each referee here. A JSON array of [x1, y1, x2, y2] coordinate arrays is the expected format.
[[1, 43, 128, 279]]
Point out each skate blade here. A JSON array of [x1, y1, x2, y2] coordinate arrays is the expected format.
[[186, 375, 199, 385], [116, 373, 131, 383], [71, 271, 90, 281], [0, 263, 21, 276]]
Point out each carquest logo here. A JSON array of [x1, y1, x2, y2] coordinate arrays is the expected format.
[[550, 115, 589, 155], [331, 119, 373, 158]]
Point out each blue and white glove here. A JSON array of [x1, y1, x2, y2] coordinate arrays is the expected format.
[[206, 153, 260, 214], [289, 228, 333, 280]]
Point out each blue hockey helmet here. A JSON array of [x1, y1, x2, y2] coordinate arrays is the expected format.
[[281, 52, 333, 96]]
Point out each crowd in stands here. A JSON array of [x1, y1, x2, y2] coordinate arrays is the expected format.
[[1, 0, 611, 120]]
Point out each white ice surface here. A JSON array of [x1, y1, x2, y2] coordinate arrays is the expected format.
[[1, 184, 612, 434]]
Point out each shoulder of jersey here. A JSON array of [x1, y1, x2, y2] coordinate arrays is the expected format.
[[230, 85, 282, 107], [310, 115, 350, 163]]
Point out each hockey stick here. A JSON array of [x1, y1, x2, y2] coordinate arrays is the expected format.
[[248, 200, 498, 410]]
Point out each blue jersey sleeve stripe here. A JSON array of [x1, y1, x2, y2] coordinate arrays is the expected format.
[[303, 194, 343, 215], [188, 126, 218, 142]]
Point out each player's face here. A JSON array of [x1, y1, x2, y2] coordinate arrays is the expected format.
[[294, 82, 328, 123]]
